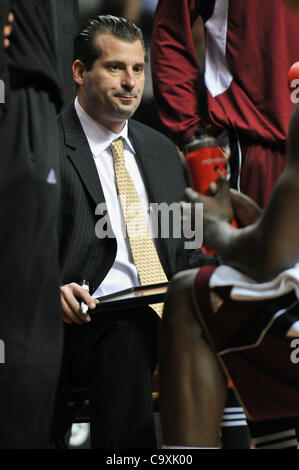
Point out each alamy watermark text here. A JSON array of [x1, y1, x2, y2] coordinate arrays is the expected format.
[[0, 339, 5, 364], [95, 199, 203, 249], [0, 79, 5, 104], [290, 339, 299, 364], [290, 79, 299, 104]]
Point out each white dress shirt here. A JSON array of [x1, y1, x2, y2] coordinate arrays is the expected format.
[[75, 98, 151, 298]]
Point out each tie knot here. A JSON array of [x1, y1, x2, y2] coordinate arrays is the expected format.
[[110, 138, 124, 161]]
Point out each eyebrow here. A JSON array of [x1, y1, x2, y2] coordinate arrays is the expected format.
[[104, 60, 145, 67]]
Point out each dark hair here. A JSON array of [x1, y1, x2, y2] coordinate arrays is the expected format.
[[74, 15, 148, 71]]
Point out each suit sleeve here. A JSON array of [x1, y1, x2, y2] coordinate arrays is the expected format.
[[151, 0, 209, 147]]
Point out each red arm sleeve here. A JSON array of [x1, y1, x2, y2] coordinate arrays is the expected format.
[[151, 0, 209, 147]]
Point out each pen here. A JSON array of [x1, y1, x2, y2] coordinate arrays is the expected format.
[[80, 280, 89, 316]]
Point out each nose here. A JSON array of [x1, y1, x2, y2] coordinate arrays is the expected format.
[[121, 68, 136, 90]]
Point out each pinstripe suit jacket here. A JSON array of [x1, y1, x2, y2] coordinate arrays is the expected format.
[[58, 102, 207, 295]]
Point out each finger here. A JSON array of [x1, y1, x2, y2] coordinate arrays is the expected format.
[[60, 295, 83, 325], [64, 286, 93, 323], [80, 298, 99, 322], [61, 287, 82, 314], [79, 291, 97, 310], [70, 283, 97, 310], [209, 181, 218, 195], [184, 187, 200, 202], [4, 38, 10, 48], [63, 314, 73, 324], [3, 25, 12, 37], [61, 284, 95, 323], [215, 177, 230, 201], [8, 12, 14, 23]]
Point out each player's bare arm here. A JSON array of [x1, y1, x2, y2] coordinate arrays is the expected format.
[[185, 103, 299, 282]]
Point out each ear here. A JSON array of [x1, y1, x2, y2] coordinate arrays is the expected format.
[[72, 59, 86, 87]]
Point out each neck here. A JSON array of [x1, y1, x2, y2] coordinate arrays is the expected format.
[[77, 96, 126, 134]]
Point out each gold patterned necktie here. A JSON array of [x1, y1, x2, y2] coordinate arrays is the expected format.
[[110, 138, 168, 317]]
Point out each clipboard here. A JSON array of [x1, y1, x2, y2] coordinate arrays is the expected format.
[[92, 282, 170, 313]]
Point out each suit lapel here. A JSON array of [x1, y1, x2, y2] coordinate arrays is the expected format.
[[62, 110, 163, 206], [61, 103, 105, 205], [128, 120, 163, 204]]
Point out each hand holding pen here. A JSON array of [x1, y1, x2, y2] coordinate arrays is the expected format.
[[60, 280, 99, 324]]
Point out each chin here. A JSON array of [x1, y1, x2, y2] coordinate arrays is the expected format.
[[116, 107, 136, 119]]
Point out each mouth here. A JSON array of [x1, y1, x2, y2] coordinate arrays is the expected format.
[[116, 94, 138, 104]]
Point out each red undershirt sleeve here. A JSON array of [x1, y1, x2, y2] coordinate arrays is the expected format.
[[151, 0, 210, 147]]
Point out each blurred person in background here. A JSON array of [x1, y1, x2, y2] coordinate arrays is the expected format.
[[151, 0, 298, 208], [151, 0, 299, 450], [0, 0, 79, 449]]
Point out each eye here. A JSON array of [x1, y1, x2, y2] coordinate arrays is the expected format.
[[110, 64, 122, 71], [134, 65, 145, 73], [106, 63, 124, 72]]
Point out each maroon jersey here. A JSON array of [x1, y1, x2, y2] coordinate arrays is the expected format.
[[151, 0, 299, 147]]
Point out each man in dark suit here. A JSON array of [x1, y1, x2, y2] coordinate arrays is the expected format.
[[0, 0, 78, 449], [55, 15, 214, 449]]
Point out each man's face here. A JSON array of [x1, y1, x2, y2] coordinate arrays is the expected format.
[[75, 33, 145, 132]]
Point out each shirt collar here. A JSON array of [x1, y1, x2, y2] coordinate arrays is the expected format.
[[74, 97, 135, 157]]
